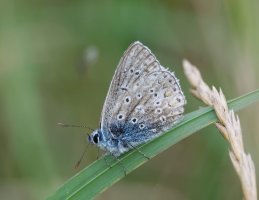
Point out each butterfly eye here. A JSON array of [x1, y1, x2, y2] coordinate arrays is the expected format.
[[117, 114, 124, 120], [130, 69, 134, 73], [93, 133, 99, 144], [154, 93, 158, 97], [131, 118, 138, 124], [139, 124, 145, 129]]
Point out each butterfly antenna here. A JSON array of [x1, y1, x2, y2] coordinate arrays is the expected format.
[[57, 122, 94, 132], [74, 143, 90, 169]]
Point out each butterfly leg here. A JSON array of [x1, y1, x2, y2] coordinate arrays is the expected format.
[[103, 152, 127, 175], [110, 153, 127, 176], [96, 148, 100, 160], [103, 154, 113, 169], [127, 143, 150, 160]]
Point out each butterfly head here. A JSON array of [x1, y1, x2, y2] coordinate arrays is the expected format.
[[88, 130, 99, 144], [88, 129, 105, 146]]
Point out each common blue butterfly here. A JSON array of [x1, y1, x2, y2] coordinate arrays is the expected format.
[[88, 41, 186, 161]]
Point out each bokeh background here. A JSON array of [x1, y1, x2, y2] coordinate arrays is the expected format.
[[1, 1, 258, 199]]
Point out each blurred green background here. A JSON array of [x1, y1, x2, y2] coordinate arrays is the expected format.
[[0, 0, 258, 199]]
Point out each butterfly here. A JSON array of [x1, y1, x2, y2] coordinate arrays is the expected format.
[[88, 41, 186, 160]]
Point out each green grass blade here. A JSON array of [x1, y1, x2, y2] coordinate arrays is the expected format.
[[48, 89, 259, 200]]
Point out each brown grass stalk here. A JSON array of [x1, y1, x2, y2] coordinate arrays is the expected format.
[[183, 59, 257, 200]]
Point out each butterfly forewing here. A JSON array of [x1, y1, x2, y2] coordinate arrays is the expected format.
[[100, 42, 152, 130]]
